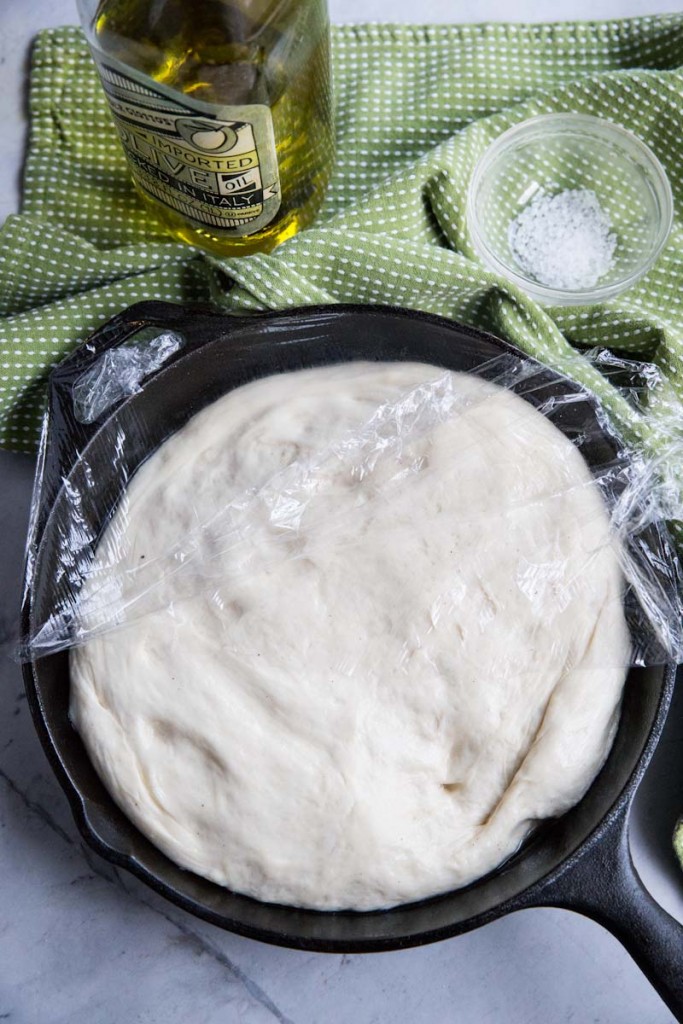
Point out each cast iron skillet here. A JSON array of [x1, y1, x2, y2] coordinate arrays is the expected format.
[[22, 302, 683, 1019]]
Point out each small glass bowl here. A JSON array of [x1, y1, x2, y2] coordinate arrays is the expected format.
[[466, 113, 674, 305]]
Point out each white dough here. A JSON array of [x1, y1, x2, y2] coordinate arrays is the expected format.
[[70, 362, 631, 910]]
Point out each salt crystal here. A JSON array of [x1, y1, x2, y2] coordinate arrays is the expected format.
[[508, 188, 617, 292]]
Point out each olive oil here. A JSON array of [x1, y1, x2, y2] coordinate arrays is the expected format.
[[77, 0, 334, 255]]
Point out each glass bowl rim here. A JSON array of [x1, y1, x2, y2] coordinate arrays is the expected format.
[[466, 112, 675, 306]]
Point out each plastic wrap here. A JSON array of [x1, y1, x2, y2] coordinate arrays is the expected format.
[[20, 321, 683, 669], [72, 330, 184, 423]]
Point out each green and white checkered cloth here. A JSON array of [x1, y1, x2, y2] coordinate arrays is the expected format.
[[2, 17, 683, 456]]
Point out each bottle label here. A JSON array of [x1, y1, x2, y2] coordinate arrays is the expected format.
[[92, 51, 281, 236]]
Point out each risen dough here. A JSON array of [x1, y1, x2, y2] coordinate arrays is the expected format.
[[71, 362, 630, 910]]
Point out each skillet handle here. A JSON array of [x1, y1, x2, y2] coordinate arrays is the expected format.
[[49, 300, 225, 414], [527, 802, 683, 1021], [34, 301, 236, 545], [44, 300, 231, 475]]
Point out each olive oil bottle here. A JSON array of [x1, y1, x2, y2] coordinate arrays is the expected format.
[[77, 0, 334, 255]]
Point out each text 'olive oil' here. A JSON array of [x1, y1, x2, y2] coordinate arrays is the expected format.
[[77, 0, 334, 255]]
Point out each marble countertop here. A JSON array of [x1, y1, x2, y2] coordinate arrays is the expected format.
[[1, 2, 682, 1022]]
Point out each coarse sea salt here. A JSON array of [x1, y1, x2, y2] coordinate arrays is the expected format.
[[508, 188, 617, 292]]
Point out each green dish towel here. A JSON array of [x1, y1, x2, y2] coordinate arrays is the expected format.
[[2, 17, 683, 462]]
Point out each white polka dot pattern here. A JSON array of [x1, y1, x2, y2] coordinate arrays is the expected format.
[[1, 19, 682, 456]]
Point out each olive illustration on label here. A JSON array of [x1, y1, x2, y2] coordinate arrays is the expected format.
[[176, 117, 239, 154]]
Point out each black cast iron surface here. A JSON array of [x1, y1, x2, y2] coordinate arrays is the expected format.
[[21, 303, 683, 1019]]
